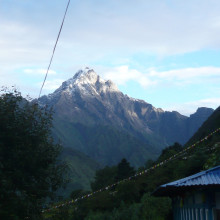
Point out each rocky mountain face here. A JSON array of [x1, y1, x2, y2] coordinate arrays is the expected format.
[[39, 67, 214, 167], [186, 106, 220, 146]]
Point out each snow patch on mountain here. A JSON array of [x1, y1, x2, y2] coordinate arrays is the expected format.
[[45, 67, 120, 101]]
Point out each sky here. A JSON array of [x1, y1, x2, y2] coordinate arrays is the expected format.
[[1, 0, 220, 116]]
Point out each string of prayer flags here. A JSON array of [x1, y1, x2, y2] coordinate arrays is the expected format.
[[42, 127, 220, 213]]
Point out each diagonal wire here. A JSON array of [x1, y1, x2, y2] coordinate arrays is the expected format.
[[38, 0, 71, 99]]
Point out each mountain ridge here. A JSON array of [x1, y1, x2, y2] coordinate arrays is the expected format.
[[38, 67, 214, 167]]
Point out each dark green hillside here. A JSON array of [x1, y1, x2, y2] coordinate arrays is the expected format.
[[58, 148, 100, 198], [186, 106, 220, 146], [45, 107, 220, 219], [53, 118, 159, 168], [53, 107, 220, 199]]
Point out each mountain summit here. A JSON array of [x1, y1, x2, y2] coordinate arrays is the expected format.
[[40, 68, 165, 137], [39, 68, 214, 167], [46, 67, 119, 102]]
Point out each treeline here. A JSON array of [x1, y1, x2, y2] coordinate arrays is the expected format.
[[45, 129, 220, 220]]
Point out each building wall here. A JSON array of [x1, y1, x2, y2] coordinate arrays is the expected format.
[[172, 189, 220, 220]]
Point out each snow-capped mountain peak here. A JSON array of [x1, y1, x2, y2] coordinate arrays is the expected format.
[[46, 68, 120, 100], [38, 67, 214, 157], [73, 67, 98, 84]]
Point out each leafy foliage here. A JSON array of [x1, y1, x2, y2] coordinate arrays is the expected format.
[[115, 158, 135, 181], [140, 193, 172, 220], [157, 142, 183, 162], [91, 166, 117, 191], [0, 88, 66, 219]]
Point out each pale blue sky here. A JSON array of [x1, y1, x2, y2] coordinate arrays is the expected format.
[[1, 0, 220, 115]]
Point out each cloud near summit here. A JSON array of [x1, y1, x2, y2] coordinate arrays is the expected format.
[[102, 66, 220, 88]]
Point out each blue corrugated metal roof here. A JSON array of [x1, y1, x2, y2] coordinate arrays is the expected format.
[[153, 165, 220, 196], [164, 165, 220, 187]]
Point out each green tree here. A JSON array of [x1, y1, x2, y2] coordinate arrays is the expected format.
[[157, 142, 182, 163], [204, 143, 220, 169], [115, 181, 140, 205], [140, 193, 172, 220], [85, 202, 142, 220], [115, 158, 135, 182], [0, 88, 66, 219], [91, 166, 117, 191]]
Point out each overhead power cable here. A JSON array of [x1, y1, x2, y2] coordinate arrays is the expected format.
[[42, 127, 220, 213], [38, 0, 71, 99]]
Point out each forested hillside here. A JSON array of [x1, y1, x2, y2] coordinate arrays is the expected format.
[[53, 121, 159, 167], [44, 106, 220, 220], [39, 68, 214, 169], [186, 106, 220, 146]]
